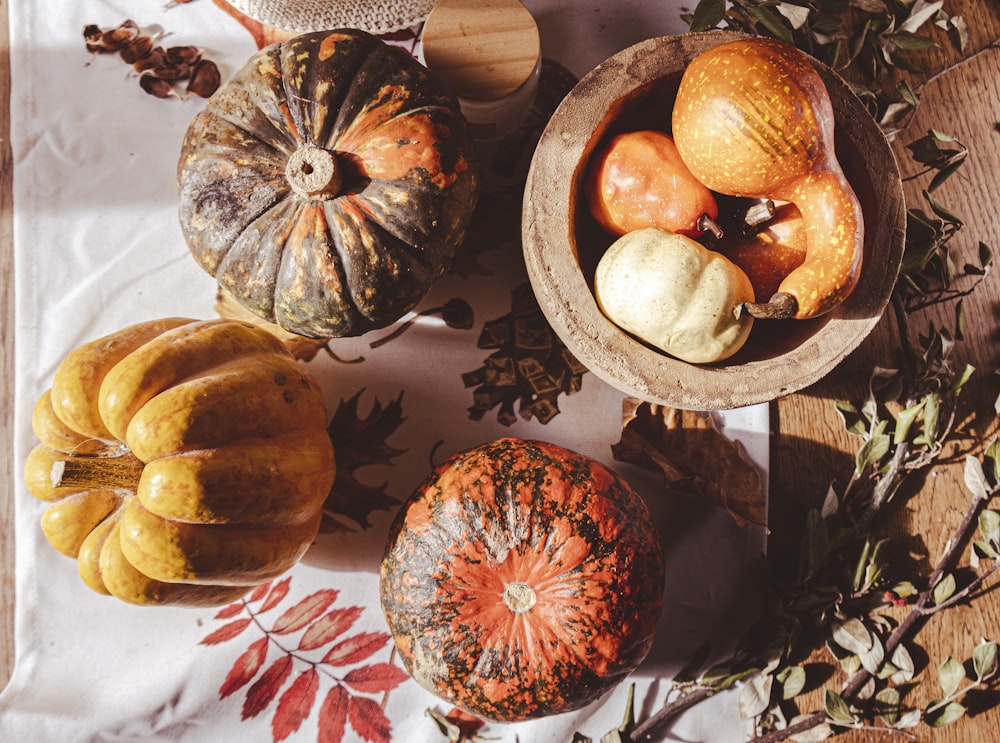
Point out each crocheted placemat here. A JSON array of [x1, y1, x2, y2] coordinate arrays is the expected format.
[[224, 0, 436, 35]]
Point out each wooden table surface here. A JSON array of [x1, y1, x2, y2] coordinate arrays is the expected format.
[[1, 1, 998, 740]]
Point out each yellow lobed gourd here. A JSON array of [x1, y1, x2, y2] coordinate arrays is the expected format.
[[23, 318, 336, 607]]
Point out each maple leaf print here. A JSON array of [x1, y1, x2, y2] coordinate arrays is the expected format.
[[321, 390, 407, 534], [200, 578, 409, 743]]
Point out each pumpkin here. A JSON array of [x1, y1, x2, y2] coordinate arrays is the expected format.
[[23, 318, 335, 606], [594, 227, 755, 364], [379, 437, 664, 721], [177, 29, 479, 339], [672, 37, 864, 320], [584, 129, 720, 238]]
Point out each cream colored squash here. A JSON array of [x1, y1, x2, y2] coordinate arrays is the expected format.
[[594, 227, 755, 364]]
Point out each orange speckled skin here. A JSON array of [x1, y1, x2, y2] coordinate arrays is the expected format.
[[673, 37, 863, 318], [584, 129, 719, 237], [380, 438, 665, 721], [177, 30, 479, 339], [23, 318, 335, 606]]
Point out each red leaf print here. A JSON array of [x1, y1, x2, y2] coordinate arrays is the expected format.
[[214, 601, 245, 620], [298, 606, 364, 651], [242, 655, 293, 720], [322, 632, 390, 667], [342, 663, 409, 694], [260, 576, 292, 612], [348, 695, 392, 743], [318, 685, 349, 743], [200, 618, 252, 645], [219, 636, 269, 699], [272, 589, 339, 635], [273, 668, 320, 742], [247, 580, 273, 603]]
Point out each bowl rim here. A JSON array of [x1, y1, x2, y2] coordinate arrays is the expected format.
[[521, 30, 906, 410]]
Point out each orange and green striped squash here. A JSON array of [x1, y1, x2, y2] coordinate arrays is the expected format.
[[23, 318, 335, 606], [379, 437, 665, 721], [177, 29, 479, 339]]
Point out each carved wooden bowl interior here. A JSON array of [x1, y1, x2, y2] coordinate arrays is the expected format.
[[522, 30, 906, 410]]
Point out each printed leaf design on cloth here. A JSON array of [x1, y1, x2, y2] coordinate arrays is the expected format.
[[612, 398, 767, 528], [322, 390, 407, 533], [463, 283, 588, 425], [199, 578, 409, 743]]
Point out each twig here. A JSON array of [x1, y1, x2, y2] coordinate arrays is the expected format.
[[629, 685, 720, 741]]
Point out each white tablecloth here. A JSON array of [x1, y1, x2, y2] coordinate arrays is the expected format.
[[2, 1, 768, 741]]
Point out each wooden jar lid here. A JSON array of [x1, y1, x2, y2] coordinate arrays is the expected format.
[[422, 0, 540, 101]]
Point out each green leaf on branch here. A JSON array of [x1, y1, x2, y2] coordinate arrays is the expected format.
[[925, 700, 966, 727], [937, 656, 966, 697], [932, 573, 957, 606], [824, 689, 856, 724], [973, 641, 998, 681]]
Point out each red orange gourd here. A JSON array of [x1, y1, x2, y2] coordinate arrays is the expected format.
[[672, 37, 864, 319], [379, 438, 665, 721], [585, 129, 720, 238]]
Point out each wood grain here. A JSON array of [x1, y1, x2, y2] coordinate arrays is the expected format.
[[0, 0, 15, 690], [770, 3, 1000, 739]]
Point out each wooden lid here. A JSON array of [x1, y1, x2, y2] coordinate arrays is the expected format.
[[422, 0, 540, 101]]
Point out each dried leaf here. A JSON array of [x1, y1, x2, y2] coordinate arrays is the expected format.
[[824, 689, 855, 724], [932, 572, 956, 606], [738, 673, 774, 719], [973, 640, 998, 681], [272, 589, 339, 635], [273, 669, 320, 741], [926, 700, 966, 727], [219, 637, 269, 699], [611, 399, 766, 528], [200, 618, 252, 645], [299, 607, 364, 651], [937, 656, 966, 697], [318, 685, 349, 743], [322, 632, 391, 667], [342, 663, 410, 693], [260, 577, 292, 612], [348, 695, 393, 743], [323, 391, 406, 533], [242, 656, 293, 720]]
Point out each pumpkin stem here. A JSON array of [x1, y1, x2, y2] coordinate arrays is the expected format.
[[740, 292, 798, 320], [50, 450, 145, 492], [502, 582, 537, 614], [696, 213, 724, 240], [285, 145, 342, 200]]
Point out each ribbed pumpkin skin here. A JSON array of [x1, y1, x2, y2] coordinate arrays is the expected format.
[[380, 438, 665, 721], [177, 30, 479, 339], [23, 318, 336, 607]]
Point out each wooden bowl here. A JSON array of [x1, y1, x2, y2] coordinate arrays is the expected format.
[[522, 31, 905, 410]]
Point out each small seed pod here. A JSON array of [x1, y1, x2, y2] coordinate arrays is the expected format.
[[100, 20, 140, 52], [133, 47, 167, 73], [166, 45, 202, 66], [186, 59, 221, 98], [120, 35, 155, 65], [139, 72, 177, 99], [150, 63, 191, 81]]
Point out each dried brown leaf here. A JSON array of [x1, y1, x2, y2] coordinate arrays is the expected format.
[[612, 398, 766, 528]]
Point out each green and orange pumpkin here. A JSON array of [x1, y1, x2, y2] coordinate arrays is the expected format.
[[379, 437, 665, 721], [177, 29, 479, 339]]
